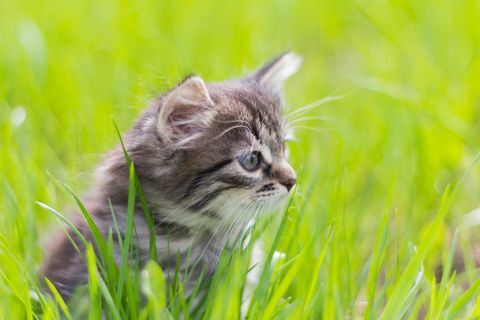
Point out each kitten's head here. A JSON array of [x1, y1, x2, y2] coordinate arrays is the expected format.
[[127, 52, 301, 226]]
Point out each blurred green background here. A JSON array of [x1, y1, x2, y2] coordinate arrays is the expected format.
[[1, 0, 480, 318]]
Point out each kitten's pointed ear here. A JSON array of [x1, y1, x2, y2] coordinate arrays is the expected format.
[[157, 76, 214, 147], [252, 51, 302, 93]]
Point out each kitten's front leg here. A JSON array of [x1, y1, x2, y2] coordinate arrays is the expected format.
[[242, 240, 264, 318]]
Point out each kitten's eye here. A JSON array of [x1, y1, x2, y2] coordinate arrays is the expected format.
[[239, 151, 261, 172]]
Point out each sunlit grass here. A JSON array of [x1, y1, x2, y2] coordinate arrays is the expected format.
[[1, 0, 480, 318]]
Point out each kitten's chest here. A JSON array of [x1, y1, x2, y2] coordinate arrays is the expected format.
[[154, 225, 247, 274]]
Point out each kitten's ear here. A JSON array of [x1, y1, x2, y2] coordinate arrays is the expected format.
[[252, 51, 302, 94], [157, 76, 214, 147]]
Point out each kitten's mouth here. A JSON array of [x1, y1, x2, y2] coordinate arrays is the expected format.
[[255, 188, 289, 202]]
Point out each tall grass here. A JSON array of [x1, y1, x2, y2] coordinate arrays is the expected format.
[[1, 0, 480, 318]]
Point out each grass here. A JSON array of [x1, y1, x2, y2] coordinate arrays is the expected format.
[[1, 0, 480, 318]]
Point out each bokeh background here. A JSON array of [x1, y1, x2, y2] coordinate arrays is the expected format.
[[1, 0, 480, 318]]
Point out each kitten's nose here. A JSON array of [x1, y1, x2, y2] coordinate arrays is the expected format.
[[280, 175, 296, 191], [271, 159, 297, 192]]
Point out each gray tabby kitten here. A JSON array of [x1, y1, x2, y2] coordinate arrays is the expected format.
[[42, 52, 300, 301]]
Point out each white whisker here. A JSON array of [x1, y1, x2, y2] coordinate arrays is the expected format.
[[290, 126, 329, 134], [286, 94, 348, 120], [289, 116, 334, 125]]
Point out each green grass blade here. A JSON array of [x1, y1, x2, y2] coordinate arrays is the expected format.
[[44, 278, 72, 320], [445, 278, 480, 320], [247, 187, 298, 318], [36, 201, 89, 249], [113, 118, 157, 261], [302, 227, 333, 314], [364, 213, 389, 320], [115, 163, 137, 305], [141, 261, 167, 318], [85, 244, 103, 320], [64, 184, 109, 268], [381, 187, 451, 319]]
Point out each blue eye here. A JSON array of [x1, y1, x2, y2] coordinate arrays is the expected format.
[[239, 151, 261, 172]]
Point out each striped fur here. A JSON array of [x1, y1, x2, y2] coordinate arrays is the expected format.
[[42, 52, 301, 301]]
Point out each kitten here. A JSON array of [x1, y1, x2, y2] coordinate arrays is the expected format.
[[41, 52, 301, 302]]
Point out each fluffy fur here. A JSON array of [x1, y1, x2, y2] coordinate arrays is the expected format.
[[42, 52, 301, 300]]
